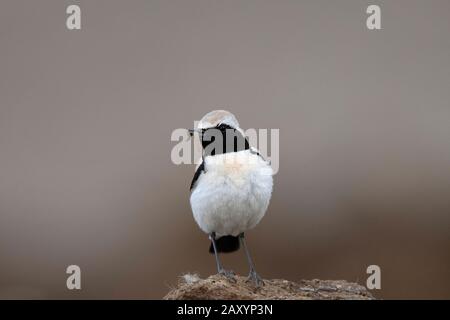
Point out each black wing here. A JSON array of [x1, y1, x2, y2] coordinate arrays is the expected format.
[[190, 161, 205, 191]]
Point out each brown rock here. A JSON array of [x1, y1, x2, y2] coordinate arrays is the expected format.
[[164, 274, 375, 300]]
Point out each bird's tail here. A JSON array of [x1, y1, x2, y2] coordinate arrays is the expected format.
[[209, 235, 240, 254]]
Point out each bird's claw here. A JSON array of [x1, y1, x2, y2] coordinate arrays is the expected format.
[[246, 269, 265, 287], [218, 269, 236, 282]]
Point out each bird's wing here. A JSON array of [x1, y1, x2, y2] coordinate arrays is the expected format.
[[190, 160, 205, 191], [250, 147, 271, 164]]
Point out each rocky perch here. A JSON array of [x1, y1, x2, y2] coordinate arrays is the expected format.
[[164, 274, 375, 300]]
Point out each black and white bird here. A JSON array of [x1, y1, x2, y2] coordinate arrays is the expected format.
[[188, 110, 273, 286]]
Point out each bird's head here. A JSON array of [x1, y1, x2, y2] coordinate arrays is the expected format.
[[188, 110, 248, 155]]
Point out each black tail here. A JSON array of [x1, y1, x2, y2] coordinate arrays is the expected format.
[[209, 235, 240, 254]]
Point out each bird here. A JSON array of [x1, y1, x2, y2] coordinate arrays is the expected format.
[[188, 110, 273, 286]]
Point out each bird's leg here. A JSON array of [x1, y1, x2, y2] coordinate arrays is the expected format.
[[239, 233, 264, 287], [209, 232, 236, 282]]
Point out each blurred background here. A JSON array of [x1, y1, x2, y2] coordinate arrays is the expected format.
[[1, 0, 449, 299]]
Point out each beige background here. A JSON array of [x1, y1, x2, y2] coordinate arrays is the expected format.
[[0, 0, 449, 299]]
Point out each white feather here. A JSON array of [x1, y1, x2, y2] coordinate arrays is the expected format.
[[190, 149, 273, 237]]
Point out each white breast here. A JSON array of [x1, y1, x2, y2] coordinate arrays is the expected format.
[[190, 150, 273, 237]]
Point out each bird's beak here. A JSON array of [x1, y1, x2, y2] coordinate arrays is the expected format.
[[188, 128, 199, 139]]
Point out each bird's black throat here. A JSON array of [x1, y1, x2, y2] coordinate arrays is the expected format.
[[200, 123, 250, 156]]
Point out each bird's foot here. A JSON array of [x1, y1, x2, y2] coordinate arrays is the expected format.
[[246, 269, 265, 287], [218, 269, 236, 282]]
